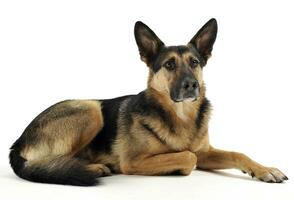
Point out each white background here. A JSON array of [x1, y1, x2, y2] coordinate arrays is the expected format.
[[0, 0, 293, 199]]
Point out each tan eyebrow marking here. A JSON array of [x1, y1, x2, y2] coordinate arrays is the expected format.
[[182, 52, 199, 61]]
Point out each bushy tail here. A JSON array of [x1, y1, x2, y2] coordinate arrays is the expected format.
[[9, 148, 99, 186]]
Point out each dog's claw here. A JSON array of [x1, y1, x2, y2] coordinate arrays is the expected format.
[[250, 172, 255, 178], [251, 167, 288, 183]]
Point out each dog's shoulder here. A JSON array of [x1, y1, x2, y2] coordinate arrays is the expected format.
[[123, 90, 175, 131]]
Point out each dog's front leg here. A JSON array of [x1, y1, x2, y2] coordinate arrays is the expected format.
[[196, 146, 288, 183], [121, 151, 197, 176]]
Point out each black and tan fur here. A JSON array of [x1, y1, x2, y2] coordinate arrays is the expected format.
[[9, 19, 288, 186]]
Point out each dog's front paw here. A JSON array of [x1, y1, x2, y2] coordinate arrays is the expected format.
[[243, 167, 288, 183], [179, 151, 197, 175]]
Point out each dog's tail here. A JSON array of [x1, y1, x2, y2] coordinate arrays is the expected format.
[[9, 144, 99, 186]]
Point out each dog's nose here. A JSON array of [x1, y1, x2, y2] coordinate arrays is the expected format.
[[182, 77, 198, 92]]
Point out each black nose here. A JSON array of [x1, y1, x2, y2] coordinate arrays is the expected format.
[[182, 77, 198, 92]]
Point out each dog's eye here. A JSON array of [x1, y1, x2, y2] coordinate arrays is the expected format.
[[164, 59, 176, 71], [190, 58, 199, 68]]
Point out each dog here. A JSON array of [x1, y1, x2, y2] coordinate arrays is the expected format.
[[9, 18, 288, 186]]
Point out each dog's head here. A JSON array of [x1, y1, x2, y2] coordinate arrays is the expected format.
[[135, 19, 217, 102]]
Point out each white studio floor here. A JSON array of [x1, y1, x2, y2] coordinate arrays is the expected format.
[[1, 164, 293, 200]]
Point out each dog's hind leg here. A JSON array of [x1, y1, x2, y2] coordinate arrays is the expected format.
[[196, 146, 288, 183], [86, 163, 112, 176], [9, 100, 104, 186]]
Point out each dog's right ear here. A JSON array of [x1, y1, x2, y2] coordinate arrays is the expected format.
[[134, 21, 164, 66]]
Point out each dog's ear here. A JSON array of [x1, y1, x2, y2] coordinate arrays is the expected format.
[[134, 21, 164, 66], [189, 18, 217, 64]]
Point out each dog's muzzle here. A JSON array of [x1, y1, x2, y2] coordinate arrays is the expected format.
[[171, 76, 200, 102]]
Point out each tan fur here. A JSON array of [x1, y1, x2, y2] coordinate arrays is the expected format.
[[91, 153, 121, 173], [86, 163, 111, 176], [21, 100, 104, 161], [121, 151, 197, 175], [148, 68, 172, 96]]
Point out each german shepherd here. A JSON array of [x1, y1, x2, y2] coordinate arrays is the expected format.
[[9, 19, 288, 186]]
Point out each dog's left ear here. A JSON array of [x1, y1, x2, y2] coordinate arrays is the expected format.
[[189, 18, 218, 64], [134, 21, 164, 66]]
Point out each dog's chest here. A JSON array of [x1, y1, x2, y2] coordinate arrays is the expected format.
[[154, 118, 206, 152], [169, 100, 210, 152]]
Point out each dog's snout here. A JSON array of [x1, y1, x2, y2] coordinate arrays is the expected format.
[[182, 77, 198, 92]]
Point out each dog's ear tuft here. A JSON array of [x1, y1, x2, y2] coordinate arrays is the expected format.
[[189, 18, 217, 63], [134, 21, 164, 66]]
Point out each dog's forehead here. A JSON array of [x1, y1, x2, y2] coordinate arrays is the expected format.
[[162, 45, 198, 58]]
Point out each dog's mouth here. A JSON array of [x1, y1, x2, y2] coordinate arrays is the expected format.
[[173, 97, 198, 103], [171, 88, 200, 103]]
